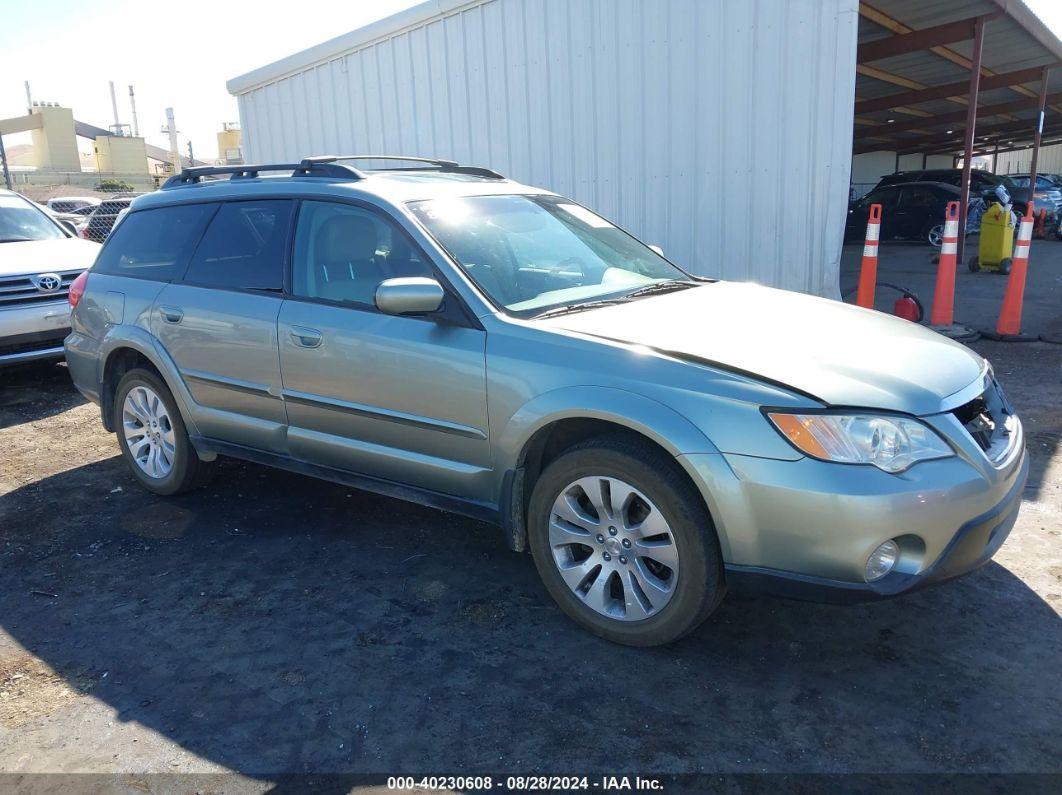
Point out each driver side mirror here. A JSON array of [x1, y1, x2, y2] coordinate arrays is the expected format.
[[375, 277, 445, 316], [58, 219, 78, 236], [648, 244, 664, 256]]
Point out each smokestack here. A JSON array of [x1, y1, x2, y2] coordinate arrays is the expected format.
[[165, 107, 181, 172], [109, 81, 120, 132], [24, 81, 32, 111], [128, 85, 140, 137]]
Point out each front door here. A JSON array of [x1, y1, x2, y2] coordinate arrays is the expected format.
[[152, 199, 294, 453], [277, 200, 492, 500]]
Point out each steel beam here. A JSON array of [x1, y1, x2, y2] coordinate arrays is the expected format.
[[853, 92, 1062, 139], [854, 66, 1052, 115], [857, 16, 992, 64], [860, 115, 1062, 156]]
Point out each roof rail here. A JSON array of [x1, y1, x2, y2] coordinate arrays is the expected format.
[[306, 154, 505, 180], [162, 154, 505, 189], [162, 160, 363, 189]]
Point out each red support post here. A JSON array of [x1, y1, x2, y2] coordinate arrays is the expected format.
[[956, 17, 986, 269], [1028, 67, 1051, 197]]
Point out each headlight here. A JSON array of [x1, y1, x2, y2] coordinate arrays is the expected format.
[[767, 412, 953, 473]]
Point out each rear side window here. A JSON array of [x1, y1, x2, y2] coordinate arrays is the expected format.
[[183, 200, 293, 291], [93, 204, 216, 281]]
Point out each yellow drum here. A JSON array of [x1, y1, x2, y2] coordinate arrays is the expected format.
[[970, 203, 1015, 274]]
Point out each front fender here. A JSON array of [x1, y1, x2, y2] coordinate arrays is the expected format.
[[497, 385, 720, 467], [494, 385, 734, 555]]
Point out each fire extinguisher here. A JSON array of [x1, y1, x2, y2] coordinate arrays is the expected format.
[[843, 282, 924, 323]]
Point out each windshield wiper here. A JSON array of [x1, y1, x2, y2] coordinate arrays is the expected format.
[[621, 280, 699, 299], [0, 238, 33, 244], [531, 298, 631, 320]]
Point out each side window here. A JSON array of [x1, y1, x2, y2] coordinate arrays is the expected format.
[[92, 203, 216, 281], [862, 188, 895, 208], [291, 201, 431, 307], [900, 188, 935, 209], [183, 200, 293, 291]]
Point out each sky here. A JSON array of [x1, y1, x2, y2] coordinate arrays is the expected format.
[[0, 0, 422, 162], [1, 0, 1061, 164]]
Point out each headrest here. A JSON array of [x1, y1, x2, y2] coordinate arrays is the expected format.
[[316, 214, 377, 265]]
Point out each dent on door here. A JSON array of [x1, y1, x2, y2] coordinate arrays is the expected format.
[[152, 284, 288, 452]]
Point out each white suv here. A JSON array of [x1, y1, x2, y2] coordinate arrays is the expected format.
[[0, 190, 101, 366]]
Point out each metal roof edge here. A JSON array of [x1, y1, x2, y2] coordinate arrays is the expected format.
[[226, 0, 487, 95], [990, 0, 1062, 63]]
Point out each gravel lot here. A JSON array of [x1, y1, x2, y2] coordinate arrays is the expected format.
[[0, 279, 1059, 785]]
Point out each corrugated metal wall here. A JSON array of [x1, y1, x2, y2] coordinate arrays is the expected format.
[[996, 142, 1062, 177], [235, 0, 858, 297]]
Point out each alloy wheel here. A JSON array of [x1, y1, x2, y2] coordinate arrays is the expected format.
[[122, 385, 176, 479], [548, 476, 679, 621], [928, 223, 944, 247]]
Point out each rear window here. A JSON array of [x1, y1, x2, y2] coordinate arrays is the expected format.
[[182, 200, 293, 291], [93, 203, 216, 281]]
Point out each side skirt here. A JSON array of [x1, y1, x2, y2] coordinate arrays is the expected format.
[[190, 435, 501, 526]]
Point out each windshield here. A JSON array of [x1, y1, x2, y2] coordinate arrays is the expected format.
[[0, 194, 66, 242], [408, 194, 693, 316]]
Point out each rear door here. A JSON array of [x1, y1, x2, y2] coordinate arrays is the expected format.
[[276, 199, 492, 500], [152, 199, 295, 453], [893, 186, 938, 240]]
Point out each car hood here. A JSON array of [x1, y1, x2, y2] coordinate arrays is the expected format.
[[539, 282, 984, 415], [0, 237, 100, 278]]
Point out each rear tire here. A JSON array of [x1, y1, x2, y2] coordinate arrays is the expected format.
[[923, 222, 944, 247], [527, 435, 725, 646], [113, 368, 213, 495]]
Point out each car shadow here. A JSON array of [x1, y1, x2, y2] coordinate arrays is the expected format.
[[0, 360, 85, 429], [1, 456, 1059, 779]]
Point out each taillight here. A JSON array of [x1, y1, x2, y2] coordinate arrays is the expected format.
[[69, 271, 89, 309]]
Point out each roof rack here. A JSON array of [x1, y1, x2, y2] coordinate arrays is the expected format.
[[304, 155, 505, 180], [162, 155, 505, 189], [162, 161, 360, 188]]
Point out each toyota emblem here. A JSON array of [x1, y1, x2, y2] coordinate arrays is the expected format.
[[33, 273, 62, 292]]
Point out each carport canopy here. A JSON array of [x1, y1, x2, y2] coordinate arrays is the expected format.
[[852, 0, 1062, 260]]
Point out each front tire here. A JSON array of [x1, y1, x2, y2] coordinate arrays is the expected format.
[[528, 436, 725, 646], [114, 368, 213, 495]]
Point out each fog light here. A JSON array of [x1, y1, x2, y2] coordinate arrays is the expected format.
[[865, 540, 900, 582]]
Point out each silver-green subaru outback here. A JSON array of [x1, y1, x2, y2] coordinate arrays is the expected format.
[[65, 156, 1027, 646]]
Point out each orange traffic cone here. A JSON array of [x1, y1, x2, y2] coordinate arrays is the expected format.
[[988, 204, 1037, 341], [855, 204, 882, 309], [929, 201, 978, 340], [930, 201, 960, 326]]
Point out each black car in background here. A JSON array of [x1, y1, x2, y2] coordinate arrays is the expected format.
[[870, 168, 1058, 218], [845, 181, 960, 246]]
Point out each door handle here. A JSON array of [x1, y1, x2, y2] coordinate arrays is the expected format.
[[159, 305, 184, 324], [289, 325, 323, 348]]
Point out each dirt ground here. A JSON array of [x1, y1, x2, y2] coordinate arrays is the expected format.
[[0, 264, 1059, 787]]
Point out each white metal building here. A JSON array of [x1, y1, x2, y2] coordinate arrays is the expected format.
[[228, 0, 858, 297]]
